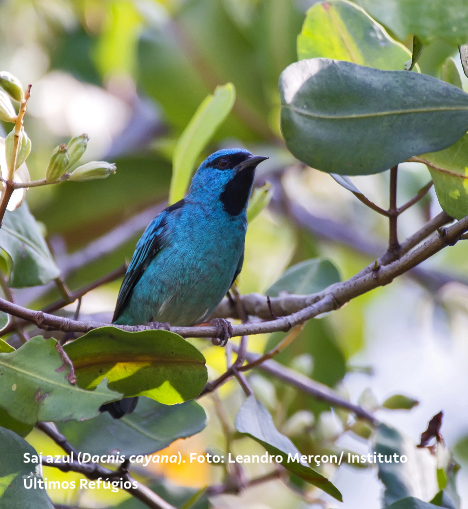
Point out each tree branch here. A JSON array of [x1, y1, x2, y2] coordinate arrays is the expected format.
[[244, 350, 377, 424], [1, 211, 468, 337], [37, 422, 176, 509]]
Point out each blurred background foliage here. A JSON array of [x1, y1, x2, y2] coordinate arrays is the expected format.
[[2, 0, 468, 507]]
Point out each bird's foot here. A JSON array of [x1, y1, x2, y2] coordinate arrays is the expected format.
[[147, 321, 171, 331], [210, 318, 233, 347]]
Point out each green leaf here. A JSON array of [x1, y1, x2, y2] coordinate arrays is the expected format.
[[64, 327, 208, 405], [115, 479, 209, 509], [373, 424, 438, 505], [440, 58, 463, 89], [297, 0, 411, 71], [0, 426, 54, 508], [418, 133, 468, 219], [279, 58, 468, 175], [382, 394, 419, 410], [57, 398, 206, 456], [0, 408, 32, 437], [178, 0, 269, 132], [354, 0, 468, 45], [0, 336, 119, 426], [94, 1, 141, 78], [266, 258, 340, 297], [0, 203, 60, 287], [386, 498, 443, 509], [169, 83, 236, 204], [0, 338, 13, 353], [247, 183, 272, 222], [409, 36, 425, 71], [235, 396, 342, 501], [430, 490, 458, 509]]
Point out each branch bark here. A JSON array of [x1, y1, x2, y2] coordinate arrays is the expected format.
[[37, 422, 176, 509]]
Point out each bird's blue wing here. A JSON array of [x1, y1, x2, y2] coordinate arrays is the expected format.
[[112, 200, 184, 322], [231, 252, 244, 288]]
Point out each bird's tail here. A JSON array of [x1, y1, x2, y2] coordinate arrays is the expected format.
[[99, 397, 139, 419]]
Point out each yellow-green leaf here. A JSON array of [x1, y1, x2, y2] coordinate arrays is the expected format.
[[169, 83, 236, 204], [297, 0, 411, 71], [64, 327, 208, 405]]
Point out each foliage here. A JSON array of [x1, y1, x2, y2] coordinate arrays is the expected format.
[[0, 0, 467, 508]]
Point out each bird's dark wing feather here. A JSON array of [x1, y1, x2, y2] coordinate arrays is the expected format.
[[230, 252, 244, 289], [112, 200, 184, 322]]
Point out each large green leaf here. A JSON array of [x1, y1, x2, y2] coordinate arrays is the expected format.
[[417, 133, 468, 219], [297, 0, 411, 71], [373, 424, 438, 505], [280, 58, 468, 175], [169, 83, 236, 204], [64, 327, 208, 404], [0, 203, 60, 287], [354, 0, 468, 45], [266, 258, 340, 297], [57, 398, 206, 456], [235, 396, 342, 501], [0, 426, 54, 509], [0, 336, 119, 426]]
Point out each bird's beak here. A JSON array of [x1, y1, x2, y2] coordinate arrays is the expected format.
[[236, 155, 269, 171]]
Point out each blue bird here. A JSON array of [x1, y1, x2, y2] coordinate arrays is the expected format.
[[100, 148, 268, 418]]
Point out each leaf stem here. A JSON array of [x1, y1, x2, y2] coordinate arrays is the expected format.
[[388, 165, 400, 255]]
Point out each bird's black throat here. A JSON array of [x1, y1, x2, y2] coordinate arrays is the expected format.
[[220, 167, 255, 216]]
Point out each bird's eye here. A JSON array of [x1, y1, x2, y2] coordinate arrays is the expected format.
[[218, 157, 229, 169]]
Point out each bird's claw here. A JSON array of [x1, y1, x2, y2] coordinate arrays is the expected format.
[[210, 318, 233, 347], [148, 321, 171, 331]]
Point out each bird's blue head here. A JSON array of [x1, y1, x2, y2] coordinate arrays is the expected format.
[[187, 148, 268, 216]]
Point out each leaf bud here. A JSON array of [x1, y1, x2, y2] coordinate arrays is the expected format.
[[68, 161, 116, 182], [66, 133, 89, 169], [0, 71, 24, 102], [350, 421, 373, 440], [382, 394, 419, 410], [17, 131, 31, 169], [0, 89, 16, 123], [5, 129, 31, 173], [45, 144, 69, 183], [247, 182, 272, 222]]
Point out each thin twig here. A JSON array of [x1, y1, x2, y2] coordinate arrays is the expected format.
[[37, 422, 176, 509], [239, 325, 303, 371], [13, 174, 69, 188], [388, 165, 400, 256], [239, 349, 378, 425], [352, 191, 390, 217], [206, 469, 284, 496], [54, 277, 72, 304], [397, 181, 433, 214], [0, 272, 28, 343], [1, 264, 126, 335], [232, 367, 253, 396]]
